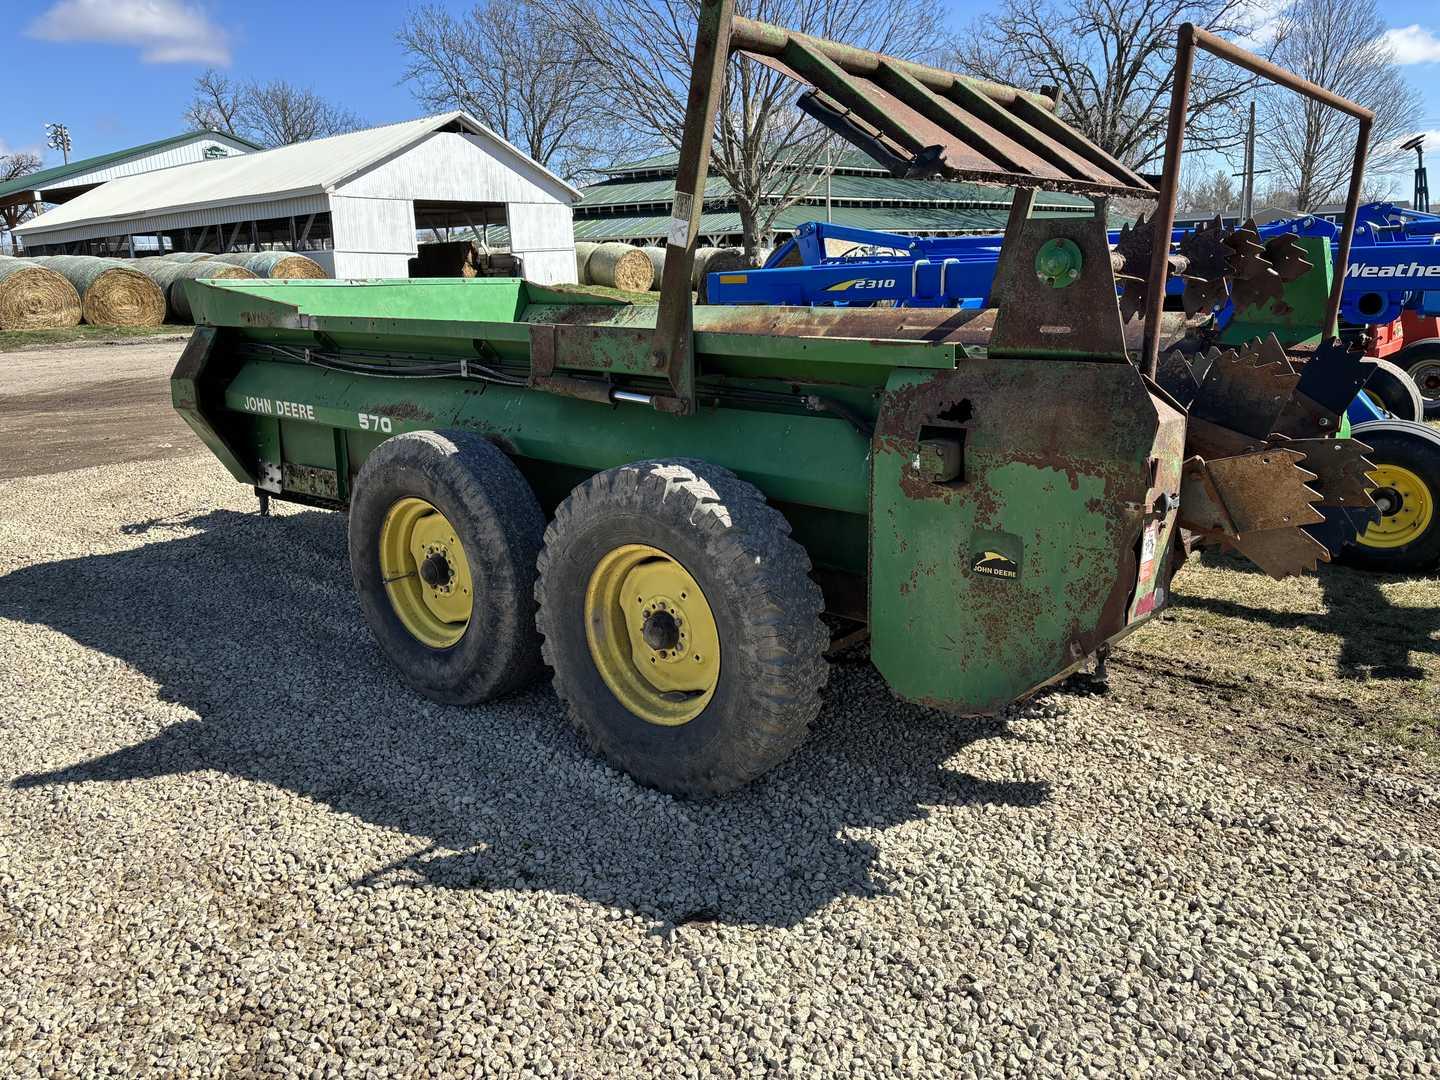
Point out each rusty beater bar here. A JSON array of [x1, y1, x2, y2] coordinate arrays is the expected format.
[[1141, 24, 1376, 376]]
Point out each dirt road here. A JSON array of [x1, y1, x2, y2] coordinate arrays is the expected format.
[[0, 339, 195, 479]]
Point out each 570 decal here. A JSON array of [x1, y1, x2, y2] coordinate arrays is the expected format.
[[358, 412, 394, 433]]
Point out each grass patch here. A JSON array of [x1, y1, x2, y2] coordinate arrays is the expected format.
[[1115, 548, 1440, 756], [0, 324, 189, 352]]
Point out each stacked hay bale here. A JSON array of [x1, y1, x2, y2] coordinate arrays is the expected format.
[[639, 246, 666, 290], [132, 260, 257, 322], [208, 251, 326, 279], [574, 241, 600, 282], [692, 247, 746, 303], [573, 242, 653, 291], [26, 255, 166, 327], [0, 257, 83, 330], [586, 243, 654, 291]]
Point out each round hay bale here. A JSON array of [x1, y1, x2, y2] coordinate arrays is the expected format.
[[574, 241, 601, 284], [0, 259, 82, 330], [586, 243, 654, 291], [27, 255, 167, 326], [691, 247, 746, 302], [161, 252, 222, 264], [639, 246, 666, 290], [208, 251, 327, 279], [132, 260, 257, 323]]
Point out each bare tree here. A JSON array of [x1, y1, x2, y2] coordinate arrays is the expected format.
[[239, 81, 364, 148], [1258, 0, 1423, 211], [1178, 167, 1241, 215], [537, 0, 945, 262], [0, 151, 42, 253], [950, 0, 1281, 169], [184, 69, 244, 135], [398, 1, 620, 183], [182, 72, 363, 147]]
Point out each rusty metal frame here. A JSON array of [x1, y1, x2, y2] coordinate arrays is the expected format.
[[650, 0, 1161, 414], [650, 0, 735, 415], [1141, 23, 1375, 378]]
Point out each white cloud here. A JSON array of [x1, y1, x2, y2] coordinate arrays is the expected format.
[[1382, 25, 1440, 65], [26, 0, 232, 65]]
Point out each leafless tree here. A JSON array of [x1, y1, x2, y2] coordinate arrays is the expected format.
[[0, 151, 42, 252], [949, 0, 1282, 169], [1258, 0, 1423, 211], [1178, 167, 1241, 215], [183, 69, 244, 136], [239, 81, 364, 148], [398, 1, 620, 183], [537, 0, 945, 262], [182, 72, 363, 147]]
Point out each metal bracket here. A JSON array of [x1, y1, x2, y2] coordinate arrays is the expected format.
[[989, 190, 1127, 360]]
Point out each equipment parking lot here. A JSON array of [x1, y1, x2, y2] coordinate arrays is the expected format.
[[2, 339, 1440, 1077]]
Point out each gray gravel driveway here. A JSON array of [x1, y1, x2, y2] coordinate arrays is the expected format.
[[1, 351, 1438, 1077]]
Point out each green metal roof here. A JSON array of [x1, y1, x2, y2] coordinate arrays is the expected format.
[[0, 130, 264, 202], [605, 146, 890, 179], [577, 174, 1092, 212], [571, 204, 1105, 242]]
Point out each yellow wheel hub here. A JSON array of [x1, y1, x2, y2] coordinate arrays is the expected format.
[[1359, 464, 1435, 549], [378, 497, 474, 648], [584, 544, 720, 726]]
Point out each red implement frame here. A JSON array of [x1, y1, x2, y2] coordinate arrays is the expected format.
[[1139, 24, 1375, 377]]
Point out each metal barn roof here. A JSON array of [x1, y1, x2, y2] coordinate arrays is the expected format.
[[0, 130, 263, 206], [16, 112, 582, 238]]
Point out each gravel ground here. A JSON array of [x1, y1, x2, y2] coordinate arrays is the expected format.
[[3, 451, 1440, 1075]]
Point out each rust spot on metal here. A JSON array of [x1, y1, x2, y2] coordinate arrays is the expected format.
[[375, 402, 435, 422]]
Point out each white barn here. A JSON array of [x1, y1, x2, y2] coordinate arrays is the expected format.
[[14, 113, 581, 283], [0, 130, 261, 213]]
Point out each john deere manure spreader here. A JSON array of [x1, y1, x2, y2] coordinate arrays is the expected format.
[[173, 5, 1381, 795]]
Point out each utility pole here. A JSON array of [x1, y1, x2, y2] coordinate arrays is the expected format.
[[45, 122, 72, 164], [825, 144, 833, 224], [1230, 101, 1271, 221]]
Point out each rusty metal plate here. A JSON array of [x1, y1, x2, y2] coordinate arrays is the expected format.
[[988, 191, 1128, 360], [1188, 337, 1298, 439], [1231, 527, 1331, 578], [1178, 455, 1237, 536], [1276, 437, 1376, 508], [1203, 448, 1325, 534], [731, 17, 1157, 200], [282, 462, 339, 500]]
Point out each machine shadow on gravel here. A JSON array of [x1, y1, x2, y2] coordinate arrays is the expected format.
[[3, 507, 1048, 928]]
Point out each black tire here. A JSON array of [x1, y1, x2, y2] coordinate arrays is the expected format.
[[349, 429, 545, 703], [1361, 357, 1425, 423], [535, 459, 828, 797], [1338, 420, 1440, 573], [1398, 341, 1440, 420]]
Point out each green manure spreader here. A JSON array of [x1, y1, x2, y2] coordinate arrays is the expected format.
[[173, 4, 1381, 796]]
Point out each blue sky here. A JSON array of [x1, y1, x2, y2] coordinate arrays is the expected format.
[[2, 0, 1438, 173]]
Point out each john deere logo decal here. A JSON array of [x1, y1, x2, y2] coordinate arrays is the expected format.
[[972, 550, 1019, 578]]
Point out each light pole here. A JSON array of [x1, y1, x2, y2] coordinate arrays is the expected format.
[[1401, 134, 1428, 213], [45, 122, 72, 165]]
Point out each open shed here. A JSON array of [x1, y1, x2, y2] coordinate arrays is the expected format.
[[14, 113, 581, 284]]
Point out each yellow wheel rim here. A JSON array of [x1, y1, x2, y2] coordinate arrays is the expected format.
[[1358, 464, 1435, 549], [378, 497, 474, 648], [584, 543, 720, 726]]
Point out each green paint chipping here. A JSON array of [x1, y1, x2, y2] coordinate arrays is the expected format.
[[868, 361, 1169, 711]]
